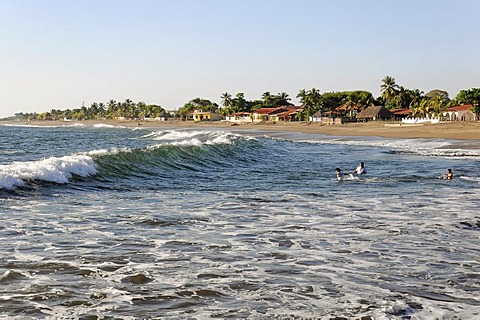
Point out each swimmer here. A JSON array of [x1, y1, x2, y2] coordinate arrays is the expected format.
[[353, 161, 367, 175], [445, 168, 454, 180], [335, 167, 343, 181]]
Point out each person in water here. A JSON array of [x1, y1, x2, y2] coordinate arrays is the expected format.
[[353, 161, 367, 175], [335, 167, 343, 181], [445, 168, 454, 180]]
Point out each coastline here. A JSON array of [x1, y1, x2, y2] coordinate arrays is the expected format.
[[2, 119, 480, 140]]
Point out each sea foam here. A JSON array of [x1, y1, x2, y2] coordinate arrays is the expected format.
[[143, 130, 243, 147], [0, 154, 97, 190], [301, 136, 480, 158]]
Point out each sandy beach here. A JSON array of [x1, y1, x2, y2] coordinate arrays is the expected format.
[[2, 119, 480, 140]]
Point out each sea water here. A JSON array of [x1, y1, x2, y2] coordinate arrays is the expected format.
[[0, 124, 479, 319]]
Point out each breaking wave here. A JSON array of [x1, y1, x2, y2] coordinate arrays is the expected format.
[[0, 130, 255, 191], [0, 154, 97, 190], [142, 129, 250, 146]]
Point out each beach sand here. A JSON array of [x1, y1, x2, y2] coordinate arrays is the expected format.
[[2, 119, 480, 140]]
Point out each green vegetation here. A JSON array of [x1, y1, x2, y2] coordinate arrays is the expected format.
[[455, 88, 480, 115], [14, 99, 168, 121], [10, 77, 480, 121], [178, 98, 218, 120]]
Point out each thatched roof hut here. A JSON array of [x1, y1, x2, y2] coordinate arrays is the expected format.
[[356, 106, 395, 121]]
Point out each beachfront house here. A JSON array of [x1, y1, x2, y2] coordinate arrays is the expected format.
[[390, 108, 412, 120], [309, 111, 337, 124], [335, 104, 358, 119], [252, 107, 285, 122], [226, 112, 252, 123], [443, 105, 477, 121], [190, 110, 223, 122], [356, 106, 395, 121], [252, 107, 302, 123], [277, 107, 301, 122]]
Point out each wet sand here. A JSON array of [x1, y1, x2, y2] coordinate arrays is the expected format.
[[2, 119, 480, 140]]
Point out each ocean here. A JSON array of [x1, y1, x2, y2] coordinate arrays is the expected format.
[[0, 123, 479, 319]]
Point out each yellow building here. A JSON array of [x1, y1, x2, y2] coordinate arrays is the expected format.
[[191, 110, 223, 122]]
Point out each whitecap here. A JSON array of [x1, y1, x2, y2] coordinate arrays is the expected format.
[[92, 123, 117, 128], [0, 154, 97, 190], [143, 130, 244, 147], [86, 147, 132, 157]]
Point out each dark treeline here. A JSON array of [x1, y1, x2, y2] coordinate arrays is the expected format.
[[13, 76, 480, 121]]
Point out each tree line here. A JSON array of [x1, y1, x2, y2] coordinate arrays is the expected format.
[[13, 76, 480, 121], [15, 99, 168, 121], [379, 76, 480, 118]]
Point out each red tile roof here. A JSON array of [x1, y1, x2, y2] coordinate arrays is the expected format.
[[277, 109, 299, 117], [447, 104, 474, 111], [254, 107, 284, 115], [390, 108, 411, 115]]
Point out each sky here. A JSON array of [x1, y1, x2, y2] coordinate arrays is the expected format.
[[1, 0, 479, 117]]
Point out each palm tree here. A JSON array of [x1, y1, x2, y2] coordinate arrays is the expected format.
[[340, 94, 358, 117], [308, 88, 322, 108], [409, 89, 423, 105], [107, 99, 118, 118], [234, 92, 247, 112], [296, 89, 308, 105], [277, 92, 291, 106], [299, 88, 321, 121], [427, 96, 444, 117], [81, 105, 89, 120], [136, 101, 147, 120], [97, 103, 106, 118], [395, 86, 410, 109], [355, 91, 375, 111], [380, 76, 399, 104], [220, 92, 232, 109], [413, 97, 443, 118], [89, 102, 100, 119], [121, 99, 135, 119], [262, 92, 272, 107]]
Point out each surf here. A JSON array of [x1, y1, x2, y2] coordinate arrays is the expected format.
[[0, 130, 257, 191], [0, 154, 97, 190]]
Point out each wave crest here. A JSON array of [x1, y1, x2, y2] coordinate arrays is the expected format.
[[142, 130, 246, 146], [0, 154, 97, 190]]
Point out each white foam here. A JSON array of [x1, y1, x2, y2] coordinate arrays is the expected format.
[[301, 136, 480, 158], [168, 138, 204, 147], [206, 135, 235, 145], [143, 130, 207, 141], [143, 130, 243, 147], [86, 147, 131, 157], [92, 123, 117, 128], [13, 251, 44, 262], [0, 154, 97, 190], [460, 176, 480, 183], [0, 123, 58, 128]]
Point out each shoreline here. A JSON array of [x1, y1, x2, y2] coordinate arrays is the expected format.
[[2, 119, 480, 140]]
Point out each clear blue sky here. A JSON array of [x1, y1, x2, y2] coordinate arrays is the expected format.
[[1, 0, 479, 117]]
